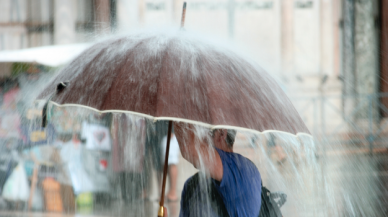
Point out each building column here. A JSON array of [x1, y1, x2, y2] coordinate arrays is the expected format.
[[332, 0, 342, 77], [116, 0, 140, 31], [320, 0, 334, 77], [354, 0, 379, 95], [354, 0, 379, 123], [54, 0, 76, 44], [94, 0, 111, 33], [280, 0, 294, 76], [380, 0, 388, 117], [341, 0, 356, 119]]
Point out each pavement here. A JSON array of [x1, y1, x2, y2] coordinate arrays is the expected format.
[[0, 137, 388, 217]]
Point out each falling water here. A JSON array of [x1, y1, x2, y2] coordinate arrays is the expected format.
[[0, 28, 387, 217]]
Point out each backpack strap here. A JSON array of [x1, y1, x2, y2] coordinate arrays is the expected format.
[[183, 173, 230, 217], [209, 178, 230, 217], [259, 181, 285, 217], [182, 172, 200, 204]]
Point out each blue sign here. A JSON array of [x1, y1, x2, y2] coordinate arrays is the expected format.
[[20, 123, 56, 147]]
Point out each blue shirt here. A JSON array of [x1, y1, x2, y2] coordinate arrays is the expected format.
[[180, 148, 262, 217]]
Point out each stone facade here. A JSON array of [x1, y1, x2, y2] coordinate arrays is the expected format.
[[341, 0, 380, 124], [0, 0, 96, 50], [355, 0, 379, 95]]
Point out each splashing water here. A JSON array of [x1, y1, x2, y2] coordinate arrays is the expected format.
[[0, 29, 387, 217]]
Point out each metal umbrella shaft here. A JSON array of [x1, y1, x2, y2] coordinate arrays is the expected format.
[[158, 120, 173, 217], [159, 4, 186, 216], [181, 2, 187, 28]]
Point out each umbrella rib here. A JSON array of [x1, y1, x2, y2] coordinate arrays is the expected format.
[[100, 39, 151, 111], [198, 51, 213, 124], [70, 41, 115, 84], [155, 38, 176, 117], [48, 41, 114, 103]]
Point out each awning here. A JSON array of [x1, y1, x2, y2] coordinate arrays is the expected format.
[[0, 43, 91, 67]]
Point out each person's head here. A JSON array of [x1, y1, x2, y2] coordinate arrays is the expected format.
[[210, 128, 237, 150]]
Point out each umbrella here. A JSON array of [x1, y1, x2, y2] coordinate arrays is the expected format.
[[38, 4, 310, 216], [38, 35, 309, 134]]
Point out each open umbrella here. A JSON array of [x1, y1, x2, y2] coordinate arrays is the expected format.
[[38, 4, 310, 216]]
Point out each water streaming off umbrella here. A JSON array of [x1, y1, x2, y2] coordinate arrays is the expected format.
[[0, 29, 387, 217], [21, 104, 386, 217]]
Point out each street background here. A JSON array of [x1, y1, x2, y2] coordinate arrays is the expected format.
[[0, 0, 388, 216]]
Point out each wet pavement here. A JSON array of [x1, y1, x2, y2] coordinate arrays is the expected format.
[[0, 148, 388, 217], [322, 152, 388, 216]]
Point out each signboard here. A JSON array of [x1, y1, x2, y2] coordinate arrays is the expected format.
[[20, 124, 56, 147]]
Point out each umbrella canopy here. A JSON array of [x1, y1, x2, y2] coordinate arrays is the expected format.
[[38, 30, 309, 136]]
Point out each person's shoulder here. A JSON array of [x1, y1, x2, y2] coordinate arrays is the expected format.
[[231, 153, 260, 173], [241, 154, 256, 166], [217, 149, 250, 164]]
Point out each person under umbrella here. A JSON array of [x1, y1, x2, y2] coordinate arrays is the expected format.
[[174, 123, 261, 217]]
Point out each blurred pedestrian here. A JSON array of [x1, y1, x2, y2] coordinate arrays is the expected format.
[[111, 114, 146, 202]]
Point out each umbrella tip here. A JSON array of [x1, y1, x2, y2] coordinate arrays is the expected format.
[[180, 2, 187, 29]]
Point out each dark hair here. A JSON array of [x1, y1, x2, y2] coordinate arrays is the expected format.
[[226, 129, 237, 147]]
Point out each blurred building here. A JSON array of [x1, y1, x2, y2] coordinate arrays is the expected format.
[[0, 0, 107, 48]]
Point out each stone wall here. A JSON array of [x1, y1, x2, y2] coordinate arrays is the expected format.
[[355, 0, 379, 95], [342, 0, 380, 122]]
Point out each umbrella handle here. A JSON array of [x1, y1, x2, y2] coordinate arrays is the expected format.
[[158, 120, 173, 217]]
